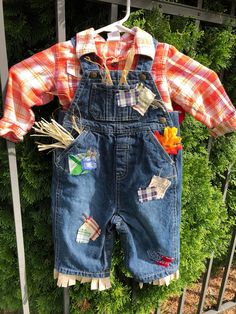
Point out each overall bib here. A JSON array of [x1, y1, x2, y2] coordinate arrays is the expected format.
[[52, 38, 182, 289]]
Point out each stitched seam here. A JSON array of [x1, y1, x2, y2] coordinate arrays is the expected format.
[[68, 77, 86, 110], [115, 142, 119, 213], [148, 129, 175, 165], [54, 130, 89, 172], [57, 267, 110, 277], [82, 124, 164, 135], [135, 268, 180, 282], [116, 139, 130, 180], [54, 166, 62, 267], [172, 164, 178, 258]]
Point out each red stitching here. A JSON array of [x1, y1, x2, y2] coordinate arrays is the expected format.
[[161, 255, 174, 263], [156, 261, 170, 267]]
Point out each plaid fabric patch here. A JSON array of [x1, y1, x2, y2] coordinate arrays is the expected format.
[[138, 176, 171, 202], [76, 215, 101, 243], [138, 186, 160, 203], [76, 224, 91, 243], [133, 83, 156, 116], [149, 176, 171, 190], [132, 103, 149, 116], [116, 89, 139, 107]]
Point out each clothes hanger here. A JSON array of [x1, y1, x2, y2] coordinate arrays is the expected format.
[[94, 0, 135, 35]]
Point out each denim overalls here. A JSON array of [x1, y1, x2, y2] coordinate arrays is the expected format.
[[52, 38, 182, 289]]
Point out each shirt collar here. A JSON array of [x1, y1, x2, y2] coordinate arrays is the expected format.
[[75, 26, 155, 60]]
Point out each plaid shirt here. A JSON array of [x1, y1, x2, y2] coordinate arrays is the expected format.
[[0, 27, 235, 142]]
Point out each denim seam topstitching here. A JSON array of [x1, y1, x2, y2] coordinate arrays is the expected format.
[[55, 167, 62, 268], [116, 137, 130, 181]]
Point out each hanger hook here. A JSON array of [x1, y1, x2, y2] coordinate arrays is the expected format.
[[118, 0, 131, 25], [94, 0, 133, 34]]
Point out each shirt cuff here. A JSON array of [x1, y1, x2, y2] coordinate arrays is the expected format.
[[0, 119, 26, 142], [209, 114, 236, 137]]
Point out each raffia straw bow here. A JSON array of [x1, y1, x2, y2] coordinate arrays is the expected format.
[[84, 55, 113, 85], [119, 45, 135, 85], [31, 118, 82, 151]]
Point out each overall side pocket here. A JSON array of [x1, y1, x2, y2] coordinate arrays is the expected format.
[[147, 129, 175, 165], [54, 130, 90, 171]]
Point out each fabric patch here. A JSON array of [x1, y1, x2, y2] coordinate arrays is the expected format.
[[116, 89, 139, 107], [138, 186, 160, 203], [138, 176, 171, 202], [132, 83, 156, 115], [76, 215, 101, 243], [81, 156, 97, 171], [132, 103, 150, 116], [69, 154, 84, 175], [76, 224, 91, 243], [69, 149, 97, 175], [149, 175, 171, 193], [147, 250, 174, 268]]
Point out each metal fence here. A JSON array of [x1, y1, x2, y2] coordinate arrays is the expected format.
[[0, 0, 235, 313]]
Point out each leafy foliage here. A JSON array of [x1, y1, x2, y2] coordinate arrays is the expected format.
[[3, 0, 55, 65], [125, 9, 204, 57], [0, 1, 235, 313], [196, 27, 236, 71]]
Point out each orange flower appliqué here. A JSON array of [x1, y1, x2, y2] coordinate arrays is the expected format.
[[154, 127, 183, 155]]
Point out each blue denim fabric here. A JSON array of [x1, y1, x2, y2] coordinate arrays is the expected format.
[[51, 39, 182, 282]]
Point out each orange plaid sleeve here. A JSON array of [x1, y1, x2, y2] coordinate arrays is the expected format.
[[166, 44, 236, 136], [0, 45, 57, 142]]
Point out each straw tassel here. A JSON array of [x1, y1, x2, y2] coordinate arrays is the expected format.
[[119, 45, 135, 85], [139, 282, 144, 289], [54, 269, 112, 291], [31, 118, 83, 151], [91, 278, 99, 290], [84, 55, 113, 85], [54, 269, 178, 290], [139, 270, 180, 289], [152, 270, 179, 286]]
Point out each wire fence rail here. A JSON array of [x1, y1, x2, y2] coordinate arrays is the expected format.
[[0, 0, 235, 313]]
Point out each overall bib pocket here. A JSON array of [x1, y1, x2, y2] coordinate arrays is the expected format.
[[89, 83, 141, 121]]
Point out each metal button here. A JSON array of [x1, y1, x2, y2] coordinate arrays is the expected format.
[[139, 73, 146, 80], [89, 71, 98, 78], [159, 117, 167, 124]]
